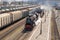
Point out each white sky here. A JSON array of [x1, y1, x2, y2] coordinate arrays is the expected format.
[[1, 0, 60, 2], [1, 0, 29, 2]]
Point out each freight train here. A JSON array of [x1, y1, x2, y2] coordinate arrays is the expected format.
[[0, 8, 35, 29]]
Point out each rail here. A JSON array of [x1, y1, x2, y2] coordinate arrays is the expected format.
[[0, 5, 37, 13], [50, 10, 60, 40], [0, 18, 26, 39]]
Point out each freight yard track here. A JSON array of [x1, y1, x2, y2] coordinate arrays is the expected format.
[[18, 32, 31, 40], [55, 10, 60, 36], [0, 5, 40, 40], [1, 6, 59, 40], [0, 17, 32, 40], [51, 10, 60, 40], [1, 25, 25, 40], [0, 5, 37, 13], [0, 18, 26, 39]]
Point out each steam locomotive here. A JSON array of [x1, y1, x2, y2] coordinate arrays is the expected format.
[[24, 7, 44, 32]]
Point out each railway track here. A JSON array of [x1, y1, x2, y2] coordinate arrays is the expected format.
[[0, 5, 37, 13], [18, 32, 31, 40], [0, 5, 40, 40], [0, 20, 38, 40], [55, 10, 60, 36], [0, 5, 41, 40], [0, 18, 26, 39], [1, 25, 25, 40], [51, 10, 60, 40], [0, 17, 32, 40]]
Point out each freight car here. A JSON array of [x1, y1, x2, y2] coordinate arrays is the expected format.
[[0, 9, 29, 30], [0, 13, 11, 28]]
